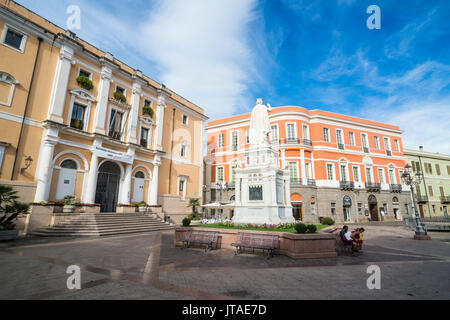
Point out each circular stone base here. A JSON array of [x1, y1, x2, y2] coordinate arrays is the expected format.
[[414, 235, 431, 240]]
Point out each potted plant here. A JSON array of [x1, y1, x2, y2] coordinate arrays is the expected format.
[[137, 201, 147, 213], [142, 104, 154, 118], [113, 91, 127, 103], [0, 185, 30, 241], [70, 118, 83, 130], [76, 75, 94, 91], [63, 195, 76, 213]]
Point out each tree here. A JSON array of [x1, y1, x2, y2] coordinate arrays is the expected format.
[[0, 185, 30, 230], [187, 198, 200, 215]]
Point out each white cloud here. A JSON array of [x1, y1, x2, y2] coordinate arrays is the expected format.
[[137, 0, 259, 119]]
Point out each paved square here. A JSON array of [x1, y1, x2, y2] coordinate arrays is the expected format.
[[0, 225, 449, 300]]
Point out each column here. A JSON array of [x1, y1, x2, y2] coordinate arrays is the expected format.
[[284, 175, 291, 206], [153, 89, 168, 151], [120, 163, 133, 205], [281, 149, 286, 169], [126, 81, 142, 144], [82, 139, 102, 204], [149, 156, 161, 205], [47, 44, 74, 123], [93, 64, 113, 135], [34, 128, 58, 202], [311, 153, 316, 180], [300, 149, 306, 185], [235, 175, 241, 205]]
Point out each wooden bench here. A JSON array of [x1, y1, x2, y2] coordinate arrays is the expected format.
[[231, 232, 280, 259], [181, 230, 219, 252]]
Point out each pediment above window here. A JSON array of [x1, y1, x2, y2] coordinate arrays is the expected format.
[[69, 88, 96, 102], [140, 115, 154, 125]]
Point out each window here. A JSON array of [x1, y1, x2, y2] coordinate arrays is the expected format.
[[182, 114, 188, 126], [79, 69, 91, 79], [353, 166, 360, 182], [324, 128, 330, 142], [394, 139, 400, 152], [231, 131, 238, 151], [305, 162, 311, 179], [302, 125, 309, 140], [412, 161, 421, 173], [2, 26, 26, 52], [246, 129, 250, 144], [361, 134, 368, 149], [288, 162, 299, 180], [0, 72, 18, 107], [327, 164, 334, 180], [366, 167, 372, 182], [115, 86, 125, 94], [331, 203, 336, 215], [374, 136, 380, 149], [0, 145, 5, 173], [447, 165, 450, 175], [424, 163, 433, 174], [378, 168, 385, 184], [180, 143, 188, 158], [218, 134, 224, 148], [217, 167, 224, 182], [428, 186, 434, 197], [389, 169, 395, 184], [271, 125, 279, 142], [287, 124, 296, 140], [436, 164, 441, 175], [231, 166, 237, 183], [108, 109, 124, 140], [140, 127, 149, 148], [405, 204, 409, 215], [311, 201, 316, 216], [61, 159, 77, 170], [358, 203, 363, 215], [70, 103, 86, 130], [440, 186, 445, 197], [432, 205, 436, 214], [249, 186, 263, 201], [349, 132, 355, 146], [336, 130, 344, 148], [340, 165, 347, 181], [144, 99, 151, 107], [384, 137, 390, 151]]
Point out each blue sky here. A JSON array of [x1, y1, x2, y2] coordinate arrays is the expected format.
[[17, 0, 450, 153]]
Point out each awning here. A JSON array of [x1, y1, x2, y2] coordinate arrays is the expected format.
[[201, 202, 236, 209]]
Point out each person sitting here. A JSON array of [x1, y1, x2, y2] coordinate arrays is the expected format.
[[339, 225, 348, 239], [344, 228, 361, 256], [356, 228, 365, 252]]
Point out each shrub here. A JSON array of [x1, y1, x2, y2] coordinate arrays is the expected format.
[[0, 185, 30, 230], [142, 105, 154, 118], [114, 91, 127, 103], [63, 195, 76, 206], [188, 212, 201, 221], [321, 217, 335, 226], [294, 222, 308, 234], [182, 218, 191, 227], [76, 76, 94, 91], [307, 224, 317, 233], [137, 201, 147, 207]]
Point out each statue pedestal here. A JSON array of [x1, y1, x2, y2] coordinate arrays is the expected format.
[[232, 146, 294, 225]]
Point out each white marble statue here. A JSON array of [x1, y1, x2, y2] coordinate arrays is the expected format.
[[249, 98, 271, 147]]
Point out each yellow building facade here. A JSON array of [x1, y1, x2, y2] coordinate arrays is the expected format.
[[0, 1, 207, 215]]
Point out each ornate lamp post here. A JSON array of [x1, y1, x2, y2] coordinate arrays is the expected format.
[[401, 164, 431, 240]]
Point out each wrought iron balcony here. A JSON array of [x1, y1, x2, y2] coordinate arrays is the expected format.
[[307, 179, 316, 186], [108, 130, 122, 141], [390, 184, 402, 193], [303, 139, 312, 146], [365, 182, 381, 191], [338, 143, 345, 150], [340, 181, 354, 190], [290, 178, 302, 186], [363, 147, 370, 153], [440, 196, 450, 204], [70, 118, 84, 130], [284, 138, 301, 144], [140, 139, 148, 148], [416, 195, 428, 203], [386, 150, 392, 156], [270, 138, 280, 145]]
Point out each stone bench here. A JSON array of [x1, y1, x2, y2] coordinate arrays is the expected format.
[[231, 232, 280, 259]]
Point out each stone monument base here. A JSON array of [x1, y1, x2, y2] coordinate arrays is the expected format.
[[233, 205, 294, 225]]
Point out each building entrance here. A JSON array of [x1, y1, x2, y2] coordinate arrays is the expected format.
[[95, 161, 121, 212], [368, 195, 379, 221]]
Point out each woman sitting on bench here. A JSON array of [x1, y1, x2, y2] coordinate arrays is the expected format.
[[340, 226, 361, 256]]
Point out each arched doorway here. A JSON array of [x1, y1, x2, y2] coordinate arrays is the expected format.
[[343, 195, 352, 222], [368, 195, 378, 221], [56, 159, 78, 200], [132, 171, 145, 203], [291, 193, 303, 221], [95, 161, 121, 212], [392, 197, 400, 220]]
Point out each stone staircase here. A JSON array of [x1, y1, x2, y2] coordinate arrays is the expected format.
[[31, 213, 174, 237]]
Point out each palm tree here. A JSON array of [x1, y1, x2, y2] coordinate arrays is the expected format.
[[187, 198, 200, 216], [0, 185, 29, 230]]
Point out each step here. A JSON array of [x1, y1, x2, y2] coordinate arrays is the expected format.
[[33, 226, 174, 237]]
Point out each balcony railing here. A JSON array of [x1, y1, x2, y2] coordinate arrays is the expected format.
[[386, 150, 392, 156], [108, 130, 122, 141], [140, 139, 148, 148], [390, 184, 402, 193], [416, 195, 428, 203], [365, 182, 381, 191], [303, 139, 312, 146], [340, 181, 354, 190], [70, 118, 84, 130], [307, 179, 316, 186], [270, 138, 280, 145], [338, 143, 345, 150], [363, 147, 370, 153], [440, 196, 450, 204], [290, 178, 302, 186], [283, 138, 301, 144]]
